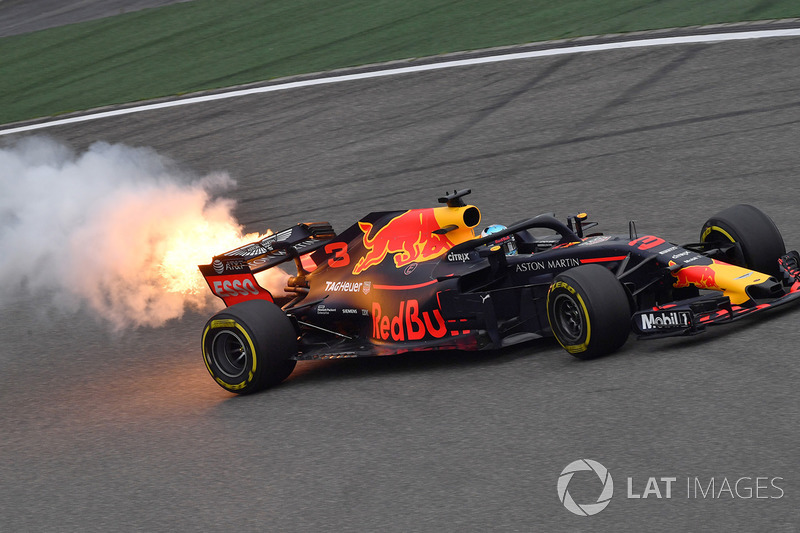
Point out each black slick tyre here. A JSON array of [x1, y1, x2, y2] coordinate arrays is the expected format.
[[700, 204, 785, 277], [202, 299, 298, 394], [546, 264, 631, 360]]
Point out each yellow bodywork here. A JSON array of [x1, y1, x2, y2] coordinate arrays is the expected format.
[[672, 259, 771, 305]]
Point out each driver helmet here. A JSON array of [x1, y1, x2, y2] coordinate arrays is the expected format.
[[481, 224, 517, 255]]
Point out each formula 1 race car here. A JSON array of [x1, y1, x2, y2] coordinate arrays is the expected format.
[[199, 190, 800, 394]]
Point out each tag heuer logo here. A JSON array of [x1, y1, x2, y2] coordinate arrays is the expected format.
[[362, 281, 371, 294]]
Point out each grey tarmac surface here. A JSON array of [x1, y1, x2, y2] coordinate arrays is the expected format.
[[2, 36, 800, 531], [0, 0, 192, 37]]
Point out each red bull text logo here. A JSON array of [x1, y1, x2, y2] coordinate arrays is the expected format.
[[372, 300, 447, 341], [353, 209, 455, 275]]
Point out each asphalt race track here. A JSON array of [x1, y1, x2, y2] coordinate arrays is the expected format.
[[3, 30, 800, 532]]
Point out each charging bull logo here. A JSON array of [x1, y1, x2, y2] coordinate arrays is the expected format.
[[353, 209, 455, 275], [672, 263, 719, 290]]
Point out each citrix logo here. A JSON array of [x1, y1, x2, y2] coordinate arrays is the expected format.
[[557, 459, 614, 516]]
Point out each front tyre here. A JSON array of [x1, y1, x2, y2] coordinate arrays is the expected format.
[[701, 204, 785, 277], [547, 264, 631, 360], [202, 299, 298, 394]]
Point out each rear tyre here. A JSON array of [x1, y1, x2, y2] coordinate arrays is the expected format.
[[547, 264, 631, 360], [700, 204, 785, 277], [202, 299, 297, 394]]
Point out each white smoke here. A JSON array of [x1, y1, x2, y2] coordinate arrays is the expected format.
[[0, 136, 287, 329]]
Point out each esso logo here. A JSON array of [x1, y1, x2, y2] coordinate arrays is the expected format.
[[212, 277, 260, 298]]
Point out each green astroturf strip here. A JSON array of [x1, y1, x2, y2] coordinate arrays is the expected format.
[[1, 0, 799, 124]]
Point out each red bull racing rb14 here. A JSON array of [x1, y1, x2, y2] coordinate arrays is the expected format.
[[199, 190, 800, 394]]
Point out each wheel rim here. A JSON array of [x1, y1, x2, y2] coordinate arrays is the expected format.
[[552, 293, 584, 343], [702, 228, 745, 267], [210, 330, 248, 378]]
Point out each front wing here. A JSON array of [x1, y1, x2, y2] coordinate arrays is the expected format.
[[633, 284, 800, 339]]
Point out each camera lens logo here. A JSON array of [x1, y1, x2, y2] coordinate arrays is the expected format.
[[557, 459, 614, 516]]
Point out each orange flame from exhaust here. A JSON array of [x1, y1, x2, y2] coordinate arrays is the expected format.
[[158, 225, 269, 295]]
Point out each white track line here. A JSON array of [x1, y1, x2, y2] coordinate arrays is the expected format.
[[3, 28, 800, 136]]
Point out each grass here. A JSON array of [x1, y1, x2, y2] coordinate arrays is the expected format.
[[1, 0, 798, 125]]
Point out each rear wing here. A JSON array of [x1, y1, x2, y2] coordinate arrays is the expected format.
[[198, 222, 335, 305], [213, 222, 335, 273]]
